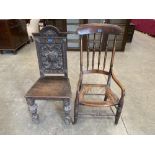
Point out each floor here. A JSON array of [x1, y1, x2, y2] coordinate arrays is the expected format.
[[0, 31, 155, 135]]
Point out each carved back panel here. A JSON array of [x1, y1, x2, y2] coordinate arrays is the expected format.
[[33, 26, 68, 77]]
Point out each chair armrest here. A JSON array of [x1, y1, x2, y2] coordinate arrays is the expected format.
[[111, 71, 125, 98]]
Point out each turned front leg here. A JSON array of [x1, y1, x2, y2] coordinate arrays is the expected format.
[[26, 98, 39, 123], [63, 98, 72, 125]]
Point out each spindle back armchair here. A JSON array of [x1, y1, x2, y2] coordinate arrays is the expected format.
[[74, 23, 125, 124]]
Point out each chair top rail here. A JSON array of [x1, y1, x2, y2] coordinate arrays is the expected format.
[[77, 23, 122, 35]]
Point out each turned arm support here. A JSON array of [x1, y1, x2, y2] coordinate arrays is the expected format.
[[111, 71, 125, 98]]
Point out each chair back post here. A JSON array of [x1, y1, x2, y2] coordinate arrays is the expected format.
[[107, 35, 117, 86], [80, 36, 83, 73]]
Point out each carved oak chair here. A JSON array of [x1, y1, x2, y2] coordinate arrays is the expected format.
[[74, 23, 125, 124], [25, 26, 72, 125]]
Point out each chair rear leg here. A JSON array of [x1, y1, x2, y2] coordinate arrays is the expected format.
[[115, 98, 124, 125], [73, 92, 79, 124], [115, 106, 122, 125]]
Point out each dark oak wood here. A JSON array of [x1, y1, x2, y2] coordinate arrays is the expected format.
[[25, 26, 72, 125], [0, 19, 29, 54], [74, 23, 125, 125]]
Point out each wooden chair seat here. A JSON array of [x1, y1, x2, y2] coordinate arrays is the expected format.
[[79, 84, 119, 107], [25, 76, 71, 99]]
